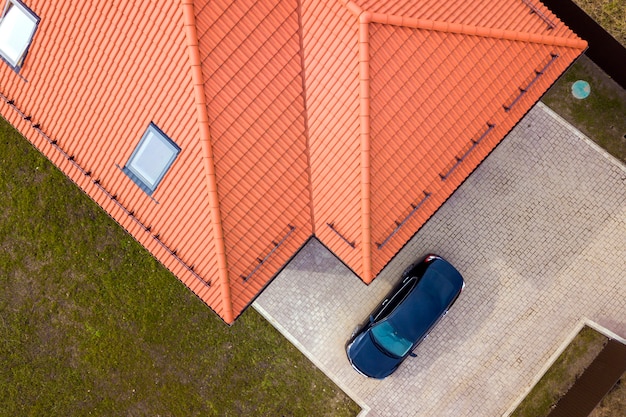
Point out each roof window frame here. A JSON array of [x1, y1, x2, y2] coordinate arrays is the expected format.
[[0, 0, 40, 72], [122, 123, 181, 196]]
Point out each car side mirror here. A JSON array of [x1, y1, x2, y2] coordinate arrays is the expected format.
[[409, 352, 417, 358], [369, 315, 374, 324]]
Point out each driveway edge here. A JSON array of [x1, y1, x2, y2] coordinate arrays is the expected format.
[[538, 102, 626, 173], [253, 303, 372, 417]]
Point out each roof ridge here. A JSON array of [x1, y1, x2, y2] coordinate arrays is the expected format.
[[338, 0, 363, 17], [364, 11, 587, 49], [181, 0, 234, 323]]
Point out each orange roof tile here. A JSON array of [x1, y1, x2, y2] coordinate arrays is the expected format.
[[0, 0, 585, 323], [311, 0, 585, 282]]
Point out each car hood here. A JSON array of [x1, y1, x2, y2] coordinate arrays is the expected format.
[[347, 332, 402, 379]]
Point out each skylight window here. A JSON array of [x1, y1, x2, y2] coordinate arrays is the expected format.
[[0, 0, 39, 70], [123, 123, 181, 196]]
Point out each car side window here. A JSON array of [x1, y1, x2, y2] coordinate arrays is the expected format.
[[372, 277, 417, 322]]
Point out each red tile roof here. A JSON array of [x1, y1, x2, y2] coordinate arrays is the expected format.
[[194, 0, 313, 318], [0, 0, 585, 323]]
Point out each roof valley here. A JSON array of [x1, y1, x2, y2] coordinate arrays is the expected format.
[[295, 0, 317, 234]]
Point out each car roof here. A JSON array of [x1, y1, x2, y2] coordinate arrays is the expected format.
[[388, 259, 463, 341]]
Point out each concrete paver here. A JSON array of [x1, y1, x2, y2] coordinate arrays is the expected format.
[[254, 103, 626, 417]]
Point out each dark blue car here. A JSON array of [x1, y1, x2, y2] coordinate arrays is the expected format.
[[346, 255, 465, 379]]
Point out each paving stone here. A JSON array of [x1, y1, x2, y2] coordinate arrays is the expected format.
[[254, 103, 626, 416]]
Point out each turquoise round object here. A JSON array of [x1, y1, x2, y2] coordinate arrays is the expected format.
[[571, 80, 590, 99]]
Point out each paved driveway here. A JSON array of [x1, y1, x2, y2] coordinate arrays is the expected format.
[[254, 103, 626, 417]]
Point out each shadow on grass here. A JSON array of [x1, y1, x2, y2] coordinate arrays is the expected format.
[[0, 117, 360, 416]]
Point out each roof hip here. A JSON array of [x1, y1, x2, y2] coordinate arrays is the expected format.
[[375, 14, 585, 49], [181, 0, 234, 323], [338, 1, 587, 50], [358, 13, 372, 283], [338, 0, 373, 282]]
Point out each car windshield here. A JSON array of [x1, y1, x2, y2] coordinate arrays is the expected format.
[[370, 320, 413, 358]]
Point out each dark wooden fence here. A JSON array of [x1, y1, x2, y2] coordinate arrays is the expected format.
[[542, 0, 626, 90], [547, 339, 626, 417]]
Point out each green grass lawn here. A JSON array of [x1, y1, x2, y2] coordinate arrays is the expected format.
[[574, 0, 625, 45], [542, 54, 626, 163], [0, 117, 360, 416]]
